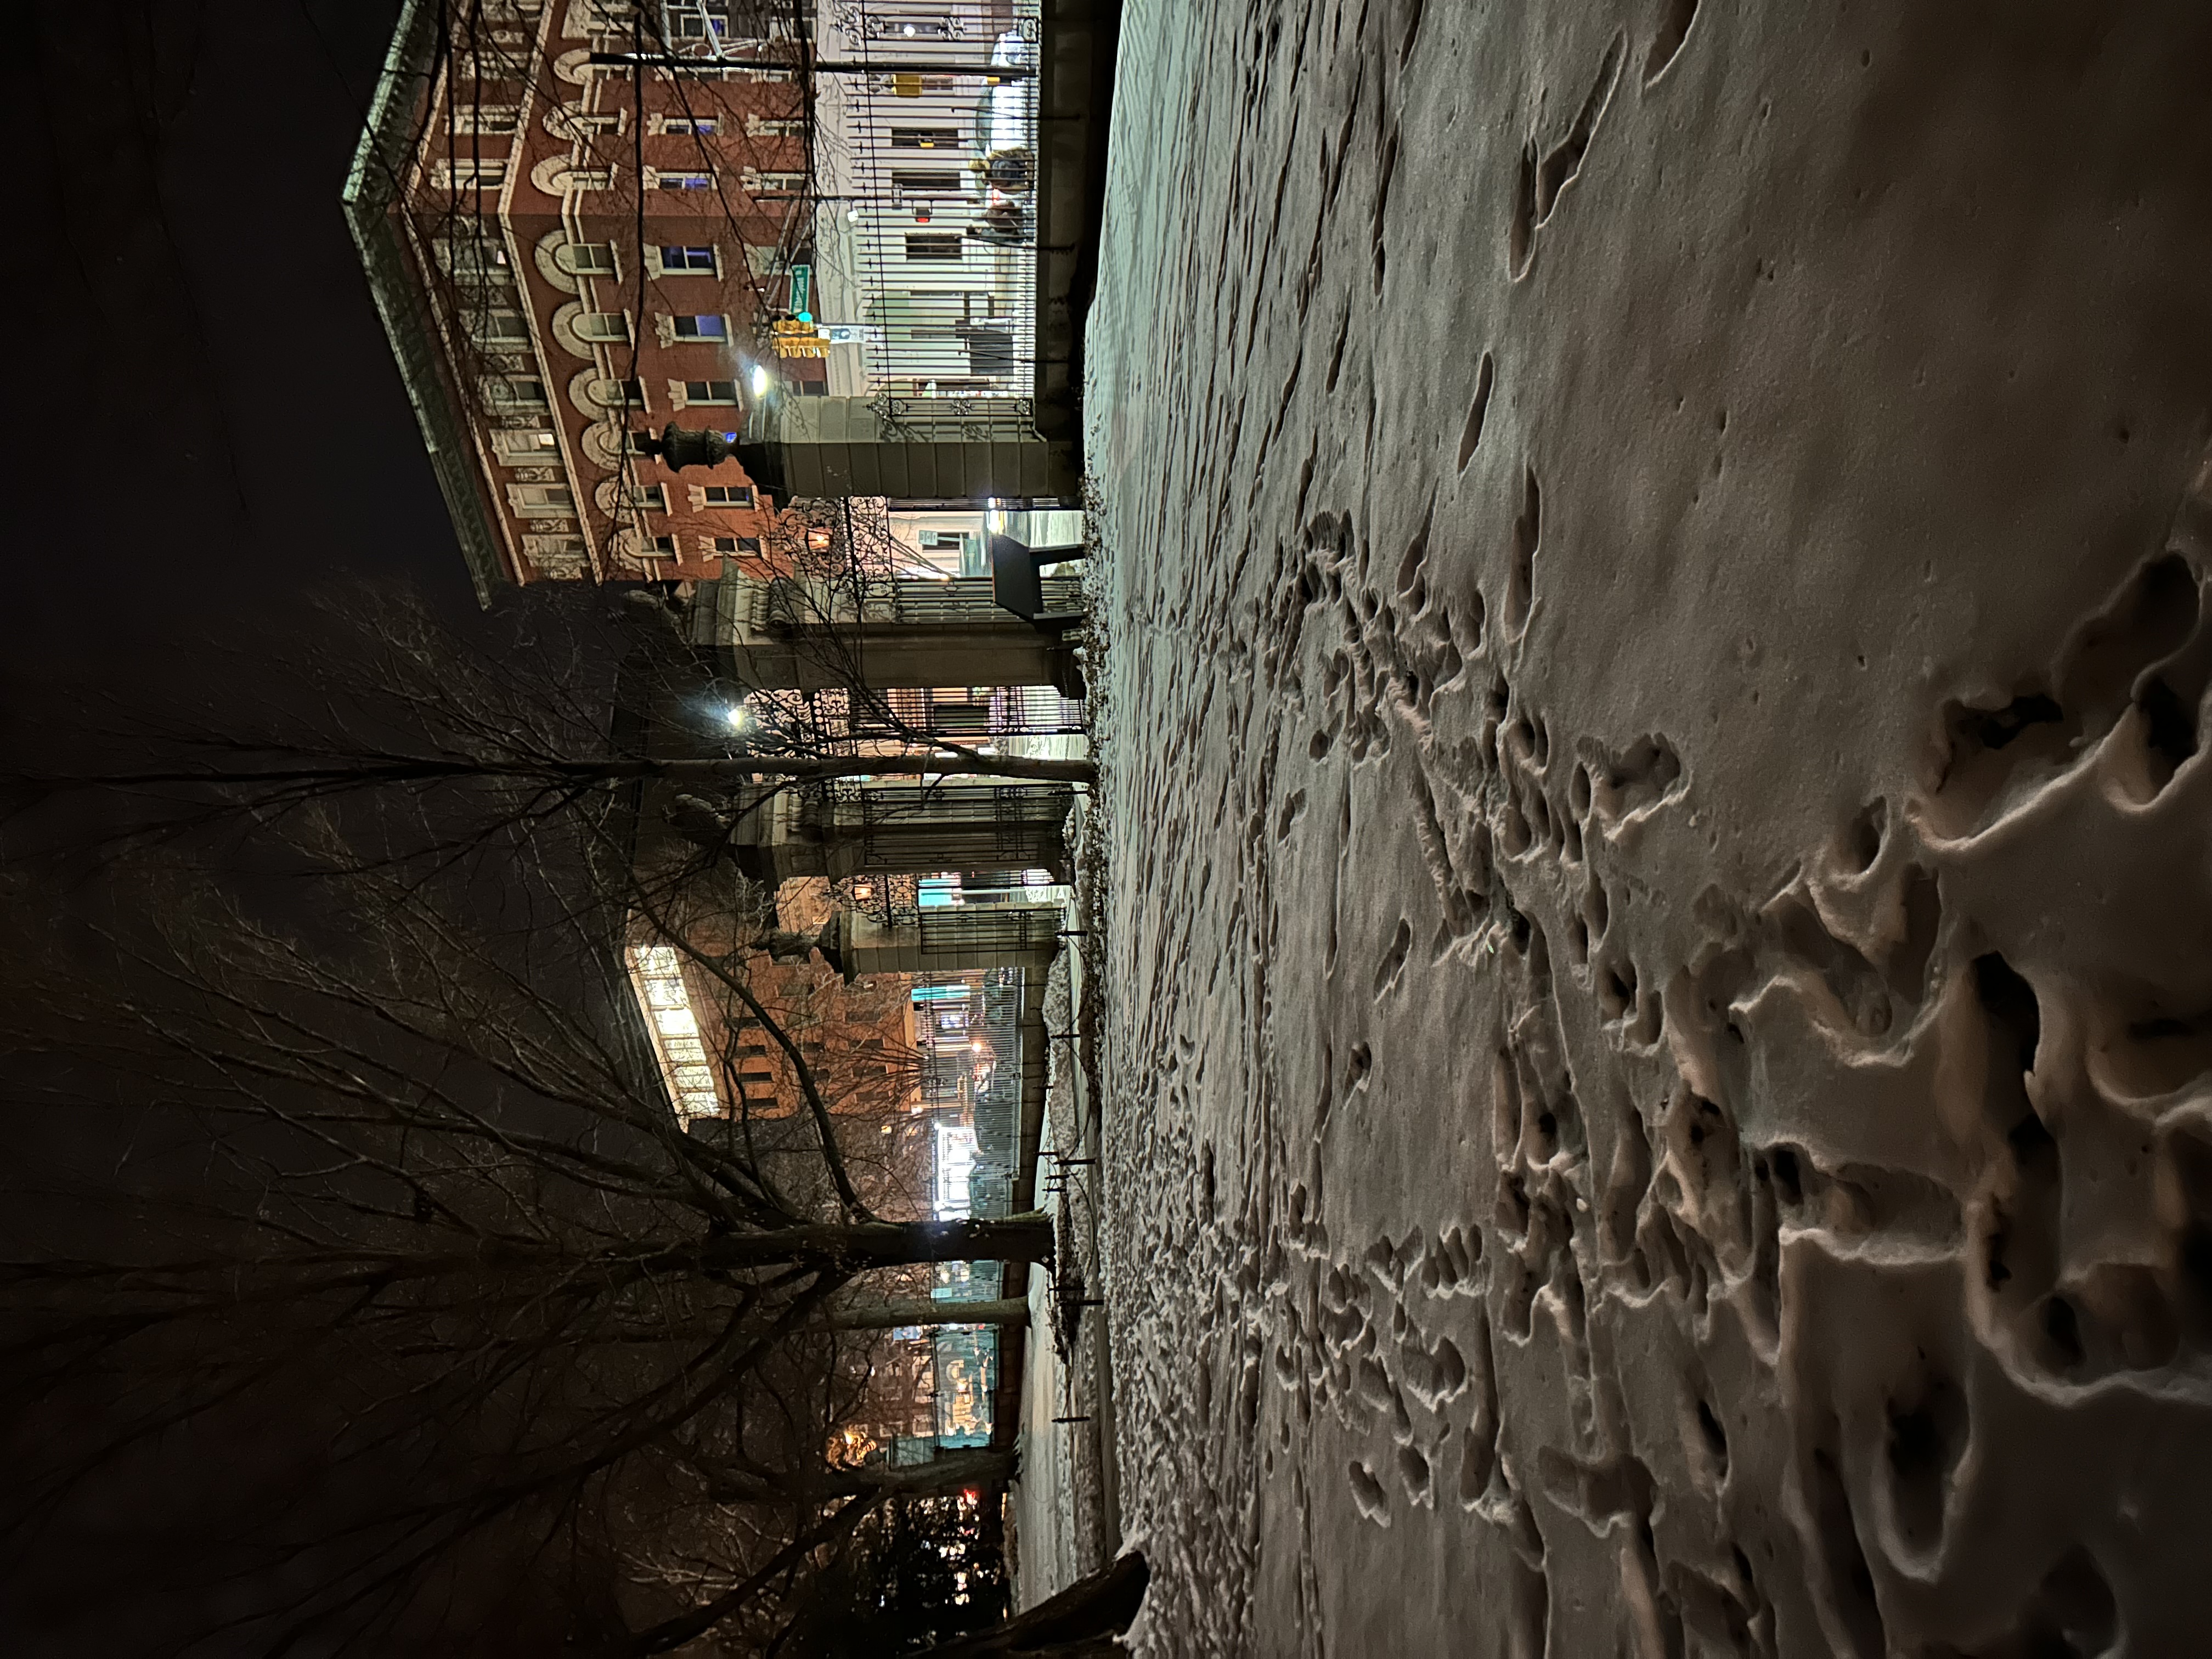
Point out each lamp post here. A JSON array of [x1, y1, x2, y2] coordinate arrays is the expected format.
[[636, 422, 741, 471]]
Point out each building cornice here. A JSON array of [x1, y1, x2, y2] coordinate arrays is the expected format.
[[343, 0, 518, 603]]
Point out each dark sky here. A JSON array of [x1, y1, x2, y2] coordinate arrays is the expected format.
[[9, 0, 473, 707]]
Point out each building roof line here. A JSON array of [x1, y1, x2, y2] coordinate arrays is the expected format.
[[343, 0, 516, 605]]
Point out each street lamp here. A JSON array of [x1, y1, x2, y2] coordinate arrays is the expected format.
[[632, 422, 741, 471]]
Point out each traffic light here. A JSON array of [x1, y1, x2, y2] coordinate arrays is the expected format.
[[769, 318, 829, 358]]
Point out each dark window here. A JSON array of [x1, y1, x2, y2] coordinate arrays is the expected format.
[[905, 234, 962, 261], [660, 245, 716, 270], [673, 314, 728, 339], [685, 379, 740, 404], [703, 485, 754, 507], [890, 127, 960, 149], [891, 170, 961, 193]]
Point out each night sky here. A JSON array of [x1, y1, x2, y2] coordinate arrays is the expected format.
[[4, 9, 509, 1649], [10, 0, 473, 712]]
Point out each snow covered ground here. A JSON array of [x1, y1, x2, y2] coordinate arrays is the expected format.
[[1083, 2, 2212, 1655]]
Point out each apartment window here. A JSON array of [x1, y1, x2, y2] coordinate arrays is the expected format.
[[576, 310, 630, 341], [434, 157, 507, 188], [549, 104, 623, 137], [905, 234, 962, 262], [511, 483, 575, 516], [684, 380, 739, 404], [660, 115, 719, 136], [560, 241, 619, 276], [646, 534, 677, 557], [488, 376, 548, 407], [561, 167, 613, 190], [436, 236, 511, 280], [629, 484, 668, 510], [492, 428, 558, 460], [890, 127, 959, 150], [891, 170, 961, 194], [747, 115, 804, 138], [742, 168, 806, 193], [455, 105, 520, 134], [435, 236, 510, 278], [658, 245, 716, 272], [703, 485, 753, 507], [672, 313, 727, 340], [708, 535, 764, 556], [655, 170, 714, 191], [588, 376, 646, 410], [468, 309, 532, 343], [672, 2, 731, 39], [746, 68, 794, 83]]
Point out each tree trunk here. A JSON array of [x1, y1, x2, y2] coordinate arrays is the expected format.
[[697, 1212, 1055, 1273], [906, 1553, 1149, 1657], [823, 1295, 1030, 1330]]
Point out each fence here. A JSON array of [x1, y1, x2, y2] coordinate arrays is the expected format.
[[813, 0, 1042, 396]]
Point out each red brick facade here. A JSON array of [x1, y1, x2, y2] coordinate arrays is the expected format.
[[389, 1, 825, 585]]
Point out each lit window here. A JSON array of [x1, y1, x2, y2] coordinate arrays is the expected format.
[[703, 484, 753, 507], [671, 2, 731, 40], [905, 234, 962, 262], [656, 170, 714, 191], [436, 236, 511, 278], [492, 428, 558, 460], [683, 379, 740, 404], [576, 310, 630, 341], [659, 245, 716, 272], [672, 314, 728, 340], [628, 945, 721, 1119]]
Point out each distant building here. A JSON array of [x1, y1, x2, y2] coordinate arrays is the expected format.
[[347, 0, 824, 595]]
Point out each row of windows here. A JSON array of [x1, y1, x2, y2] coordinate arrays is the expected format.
[[440, 236, 725, 285], [431, 157, 804, 194], [466, 308, 729, 346], [509, 482, 755, 512], [487, 375, 826, 413]]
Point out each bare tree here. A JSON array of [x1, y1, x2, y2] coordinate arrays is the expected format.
[[0, 823, 1049, 1653]]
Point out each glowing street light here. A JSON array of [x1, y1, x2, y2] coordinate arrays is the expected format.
[[748, 363, 772, 398]]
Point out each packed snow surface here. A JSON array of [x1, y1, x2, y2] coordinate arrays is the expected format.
[[1084, 2, 2212, 1654]]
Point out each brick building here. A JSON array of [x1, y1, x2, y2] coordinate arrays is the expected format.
[[349, 0, 826, 596]]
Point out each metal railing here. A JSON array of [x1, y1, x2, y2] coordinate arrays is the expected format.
[[814, 1, 1041, 394]]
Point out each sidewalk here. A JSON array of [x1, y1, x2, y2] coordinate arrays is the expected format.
[[1008, 797, 1119, 1609]]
